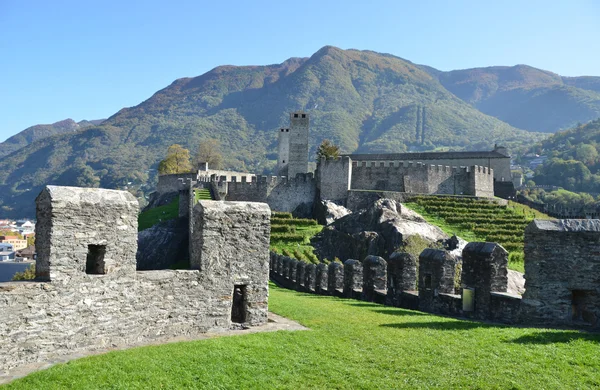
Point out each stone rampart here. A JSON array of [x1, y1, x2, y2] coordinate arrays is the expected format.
[[226, 173, 316, 212], [0, 187, 270, 375], [156, 172, 198, 194]]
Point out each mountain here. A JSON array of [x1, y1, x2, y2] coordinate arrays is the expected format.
[[430, 65, 600, 133], [0, 46, 547, 217], [0, 118, 105, 158]]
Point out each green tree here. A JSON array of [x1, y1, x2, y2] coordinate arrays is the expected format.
[[158, 144, 193, 174], [316, 139, 340, 161], [195, 139, 223, 170], [575, 144, 598, 166]]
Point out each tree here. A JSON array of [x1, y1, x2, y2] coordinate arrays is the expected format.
[[316, 139, 340, 161], [195, 139, 223, 170], [158, 144, 193, 175], [575, 144, 598, 166]]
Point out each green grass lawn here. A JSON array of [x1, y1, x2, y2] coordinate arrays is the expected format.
[[137, 196, 179, 231], [5, 284, 600, 389]]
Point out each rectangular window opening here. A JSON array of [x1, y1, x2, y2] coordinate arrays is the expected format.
[[572, 289, 596, 324], [424, 273, 432, 289], [86, 244, 106, 275], [231, 285, 247, 323]]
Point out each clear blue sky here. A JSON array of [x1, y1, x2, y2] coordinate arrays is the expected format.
[[1, 0, 598, 141]]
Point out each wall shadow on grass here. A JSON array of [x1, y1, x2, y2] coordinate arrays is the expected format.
[[381, 321, 501, 331], [509, 331, 600, 345]]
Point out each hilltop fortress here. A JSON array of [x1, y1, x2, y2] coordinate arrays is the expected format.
[[157, 111, 511, 213]]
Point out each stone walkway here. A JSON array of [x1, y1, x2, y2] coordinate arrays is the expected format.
[[0, 312, 307, 385]]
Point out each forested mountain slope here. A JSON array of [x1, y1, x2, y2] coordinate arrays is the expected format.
[[0, 46, 546, 217]]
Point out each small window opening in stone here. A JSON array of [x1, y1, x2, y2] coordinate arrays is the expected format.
[[424, 273, 432, 289], [282, 160, 285, 163], [231, 285, 247, 323], [294, 113, 299, 118], [281, 128, 284, 132], [86, 245, 106, 274], [572, 290, 596, 324], [286, 129, 289, 132], [302, 114, 306, 118]]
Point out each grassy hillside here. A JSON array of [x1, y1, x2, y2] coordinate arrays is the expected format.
[[0, 46, 544, 218], [137, 196, 179, 231], [403, 196, 553, 272], [270, 212, 322, 264], [6, 284, 600, 389], [435, 65, 600, 133]]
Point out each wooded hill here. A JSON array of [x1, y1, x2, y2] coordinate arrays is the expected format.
[[1, 46, 597, 217]]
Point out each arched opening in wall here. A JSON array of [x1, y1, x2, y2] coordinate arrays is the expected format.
[[231, 285, 247, 323], [86, 245, 106, 274]]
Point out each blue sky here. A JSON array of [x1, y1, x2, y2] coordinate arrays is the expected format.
[[0, 0, 598, 141]]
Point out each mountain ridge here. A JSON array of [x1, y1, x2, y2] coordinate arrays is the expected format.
[[1, 45, 597, 217]]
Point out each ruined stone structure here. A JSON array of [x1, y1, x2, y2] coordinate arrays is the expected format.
[[271, 218, 600, 329], [0, 186, 270, 374]]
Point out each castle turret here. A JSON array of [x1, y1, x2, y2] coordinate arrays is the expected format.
[[287, 111, 309, 178]]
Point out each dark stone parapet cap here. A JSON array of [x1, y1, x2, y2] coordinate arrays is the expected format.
[[463, 242, 508, 255], [525, 219, 600, 233]]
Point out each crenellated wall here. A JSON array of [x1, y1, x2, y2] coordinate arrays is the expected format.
[[0, 186, 270, 376], [226, 173, 316, 213]]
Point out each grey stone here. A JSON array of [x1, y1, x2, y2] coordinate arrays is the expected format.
[[343, 259, 363, 297], [327, 262, 344, 294], [362, 255, 387, 302]]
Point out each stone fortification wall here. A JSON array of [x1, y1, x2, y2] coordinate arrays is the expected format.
[[521, 219, 600, 328], [346, 150, 511, 182], [0, 186, 270, 375], [226, 174, 316, 213], [318, 157, 351, 203], [350, 161, 494, 197], [156, 172, 198, 194], [270, 239, 521, 323]]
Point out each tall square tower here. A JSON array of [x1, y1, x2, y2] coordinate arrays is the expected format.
[[277, 127, 290, 175], [287, 111, 309, 178]]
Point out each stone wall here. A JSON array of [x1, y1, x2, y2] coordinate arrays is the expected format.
[[226, 174, 316, 213], [521, 220, 600, 328], [317, 157, 352, 203], [156, 172, 198, 194], [0, 187, 270, 375], [345, 150, 511, 183]]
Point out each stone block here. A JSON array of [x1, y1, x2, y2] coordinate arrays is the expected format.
[[315, 263, 328, 294], [362, 255, 387, 302], [461, 242, 508, 319], [304, 263, 316, 292], [343, 259, 363, 298], [418, 249, 458, 313], [387, 252, 417, 307], [296, 261, 306, 288], [328, 262, 344, 295]]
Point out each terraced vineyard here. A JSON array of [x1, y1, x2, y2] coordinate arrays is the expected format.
[[194, 188, 213, 201], [270, 212, 323, 264], [404, 196, 553, 272]]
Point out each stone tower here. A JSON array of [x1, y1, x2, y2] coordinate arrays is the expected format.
[[277, 127, 290, 175], [287, 111, 309, 178]]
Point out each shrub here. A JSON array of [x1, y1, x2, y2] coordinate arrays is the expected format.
[[12, 264, 35, 280]]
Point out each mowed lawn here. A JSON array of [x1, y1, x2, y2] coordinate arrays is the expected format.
[[5, 284, 600, 389]]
